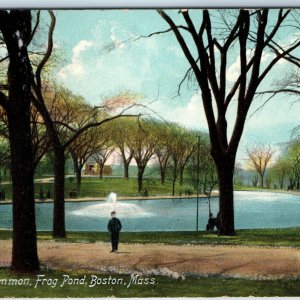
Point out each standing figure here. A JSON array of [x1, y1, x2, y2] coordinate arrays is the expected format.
[[39, 186, 44, 201], [206, 212, 216, 232], [107, 211, 122, 253]]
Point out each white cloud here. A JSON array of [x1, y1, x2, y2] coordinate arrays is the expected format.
[[58, 40, 93, 79], [227, 50, 273, 82], [171, 92, 208, 130]]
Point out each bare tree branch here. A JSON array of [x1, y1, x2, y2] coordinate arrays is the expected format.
[[28, 10, 40, 45], [35, 10, 55, 90]]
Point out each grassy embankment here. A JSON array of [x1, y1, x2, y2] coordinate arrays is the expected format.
[[1, 227, 300, 247], [1, 176, 293, 200], [0, 177, 195, 200]]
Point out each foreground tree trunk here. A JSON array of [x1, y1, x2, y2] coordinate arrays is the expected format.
[[53, 146, 66, 238], [215, 157, 235, 235], [0, 10, 40, 272], [8, 108, 39, 271]]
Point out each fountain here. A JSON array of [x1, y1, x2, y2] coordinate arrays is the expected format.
[[71, 192, 154, 218]]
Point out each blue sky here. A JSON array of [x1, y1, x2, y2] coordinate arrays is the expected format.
[[47, 9, 300, 164]]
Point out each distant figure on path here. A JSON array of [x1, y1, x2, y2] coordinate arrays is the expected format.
[[39, 186, 44, 201], [107, 211, 122, 253], [69, 189, 77, 198], [46, 189, 51, 199], [143, 188, 148, 197], [216, 212, 220, 231], [206, 213, 216, 232]]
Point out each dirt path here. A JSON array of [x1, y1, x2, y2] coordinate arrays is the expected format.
[[1, 240, 300, 280]]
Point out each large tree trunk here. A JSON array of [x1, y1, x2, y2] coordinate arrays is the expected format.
[[215, 157, 235, 236], [8, 92, 40, 272], [4, 10, 40, 272], [53, 146, 66, 238]]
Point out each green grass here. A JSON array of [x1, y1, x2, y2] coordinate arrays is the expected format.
[[0, 177, 293, 200], [0, 177, 195, 199], [0, 268, 300, 297], [1, 227, 300, 247]]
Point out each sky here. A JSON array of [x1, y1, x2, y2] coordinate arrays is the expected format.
[[44, 9, 300, 165]]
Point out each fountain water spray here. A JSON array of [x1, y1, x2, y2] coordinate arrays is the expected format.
[[107, 192, 117, 213], [70, 192, 154, 218]]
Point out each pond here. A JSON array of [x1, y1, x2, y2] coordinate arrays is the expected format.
[[1, 191, 300, 231]]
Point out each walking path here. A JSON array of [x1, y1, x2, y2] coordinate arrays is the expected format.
[[1, 240, 300, 280]]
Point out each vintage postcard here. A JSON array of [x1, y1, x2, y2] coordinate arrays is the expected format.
[[1, 2, 300, 298]]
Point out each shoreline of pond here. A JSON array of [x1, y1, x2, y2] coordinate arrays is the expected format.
[[1, 189, 300, 205], [0, 192, 219, 205]]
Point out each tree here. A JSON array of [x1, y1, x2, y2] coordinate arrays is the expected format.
[[187, 135, 217, 193], [111, 117, 135, 180], [66, 108, 101, 190], [0, 93, 50, 172], [127, 118, 158, 193], [69, 130, 96, 190], [177, 132, 198, 186], [30, 103, 51, 170], [285, 141, 300, 190], [0, 138, 10, 183], [167, 125, 197, 195], [0, 10, 39, 272], [157, 9, 300, 235], [246, 145, 275, 188], [155, 143, 170, 184], [269, 158, 289, 189], [152, 121, 173, 185], [91, 125, 115, 179], [251, 174, 259, 187], [233, 163, 244, 186], [30, 12, 137, 238]]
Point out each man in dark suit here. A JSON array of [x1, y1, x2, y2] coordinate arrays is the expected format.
[[107, 211, 122, 253]]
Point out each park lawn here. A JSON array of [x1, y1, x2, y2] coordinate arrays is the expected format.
[[0, 268, 299, 297], [0, 177, 194, 199], [234, 185, 275, 191], [1, 228, 300, 247]]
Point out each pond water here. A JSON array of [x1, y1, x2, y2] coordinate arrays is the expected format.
[[1, 191, 300, 231]]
